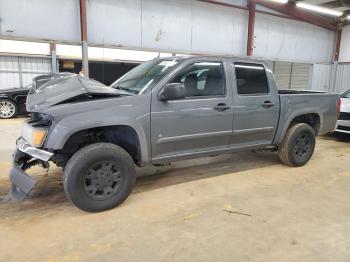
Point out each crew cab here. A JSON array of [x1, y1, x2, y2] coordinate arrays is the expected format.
[[8, 56, 340, 212]]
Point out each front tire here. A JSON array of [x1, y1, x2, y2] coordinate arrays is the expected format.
[[278, 123, 316, 167], [64, 143, 136, 212], [0, 99, 18, 119]]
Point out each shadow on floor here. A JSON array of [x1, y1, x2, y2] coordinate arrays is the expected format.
[[0, 150, 280, 219]]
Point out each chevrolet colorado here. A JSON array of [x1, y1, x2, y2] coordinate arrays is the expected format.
[[8, 56, 340, 212]]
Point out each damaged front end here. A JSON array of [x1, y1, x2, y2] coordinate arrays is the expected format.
[[9, 138, 53, 200], [6, 111, 54, 201]]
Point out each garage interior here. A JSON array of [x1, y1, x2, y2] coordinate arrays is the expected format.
[[1, 0, 350, 261]]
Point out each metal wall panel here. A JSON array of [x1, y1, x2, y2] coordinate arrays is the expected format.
[[310, 64, 332, 91], [273, 62, 292, 89], [0, 56, 20, 89], [339, 26, 350, 62], [20, 57, 51, 86], [87, 0, 142, 48], [290, 63, 312, 90], [87, 0, 248, 56], [334, 64, 350, 93], [191, 1, 247, 55], [0, 0, 80, 42], [0, 56, 51, 90], [273, 62, 311, 89], [254, 13, 335, 63]]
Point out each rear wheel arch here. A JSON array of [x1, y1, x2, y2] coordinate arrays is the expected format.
[[289, 113, 321, 135]]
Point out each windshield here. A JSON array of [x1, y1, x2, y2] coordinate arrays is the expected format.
[[110, 59, 179, 94], [341, 89, 350, 98]]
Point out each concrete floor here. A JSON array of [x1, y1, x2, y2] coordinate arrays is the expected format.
[[1, 118, 350, 262]]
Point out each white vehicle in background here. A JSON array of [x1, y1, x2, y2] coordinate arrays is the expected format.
[[335, 89, 350, 134]]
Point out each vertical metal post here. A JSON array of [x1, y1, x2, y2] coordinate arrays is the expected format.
[[50, 43, 57, 73], [79, 0, 89, 77], [334, 29, 342, 62], [17, 57, 23, 87], [246, 0, 256, 56], [82, 41, 89, 77]]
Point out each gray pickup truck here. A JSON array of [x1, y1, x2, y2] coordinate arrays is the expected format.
[[8, 56, 339, 212]]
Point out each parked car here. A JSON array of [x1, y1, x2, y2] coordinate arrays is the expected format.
[[7, 56, 340, 212], [334, 89, 350, 134], [0, 85, 30, 119]]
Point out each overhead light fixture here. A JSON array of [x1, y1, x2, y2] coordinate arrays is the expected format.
[[347, 15, 350, 20], [296, 2, 343, 17], [269, 0, 288, 3]]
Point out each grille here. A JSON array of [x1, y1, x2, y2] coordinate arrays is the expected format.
[[337, 125, 350, 132], [338, 112, 350, 120]]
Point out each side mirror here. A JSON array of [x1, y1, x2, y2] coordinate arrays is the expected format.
[[158, 83, 186, 101]]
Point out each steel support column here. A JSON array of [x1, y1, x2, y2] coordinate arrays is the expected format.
[[334, 29, 342, 62], [247, 0, 256, 56], [79, 0, 89, 77], [50, 43, 57, 73]]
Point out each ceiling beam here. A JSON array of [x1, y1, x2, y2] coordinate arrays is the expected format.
[[254, 0, 339, 31], [321, 0, 350, 8]]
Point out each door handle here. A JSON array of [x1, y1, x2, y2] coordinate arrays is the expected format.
[[214, 103, 231, 111], [261, 101, 275, 108]]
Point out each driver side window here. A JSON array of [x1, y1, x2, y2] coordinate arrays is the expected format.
[[170, 61, 225, 97]]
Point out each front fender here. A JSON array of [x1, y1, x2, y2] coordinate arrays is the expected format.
[[45, 115, 150, 164]]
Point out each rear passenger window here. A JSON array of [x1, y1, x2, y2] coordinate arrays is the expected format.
[[234, 63, 269, 95]]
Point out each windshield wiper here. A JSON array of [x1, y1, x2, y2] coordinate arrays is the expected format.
[[114, 86, 138, 94]]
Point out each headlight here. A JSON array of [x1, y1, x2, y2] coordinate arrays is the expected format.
[[21, 113, 53, 147]]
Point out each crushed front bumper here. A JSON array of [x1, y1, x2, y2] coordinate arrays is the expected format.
[[8, 138, 53, 200]]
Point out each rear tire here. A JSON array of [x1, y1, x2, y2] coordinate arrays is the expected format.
[[64, 143, 136, 212], [0, 99, 18, 119], [278, 123, 315, 167]]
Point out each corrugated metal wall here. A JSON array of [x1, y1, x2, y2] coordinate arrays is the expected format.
[[334, 64, 350, 93], [0, 56, 51, 90], [310, 64, 332, 91], [310, 63, 350, 93], [273, 62, 311, 90]]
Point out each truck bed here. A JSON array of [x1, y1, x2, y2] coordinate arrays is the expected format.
[[278, 90, 326, 95], [273, 90, 339, 144]]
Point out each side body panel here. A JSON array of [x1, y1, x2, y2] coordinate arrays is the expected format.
[[229, 59, 280, 148], [150, 58, 234, 161]]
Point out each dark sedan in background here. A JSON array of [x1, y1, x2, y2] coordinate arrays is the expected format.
[[0, 85, 30, 119]]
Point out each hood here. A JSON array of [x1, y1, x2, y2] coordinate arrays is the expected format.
[[340, 97, 350, 113], [26, 73, 130, 111]]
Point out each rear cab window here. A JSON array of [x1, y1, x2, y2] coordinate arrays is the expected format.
[[234, 62, 269, 95]]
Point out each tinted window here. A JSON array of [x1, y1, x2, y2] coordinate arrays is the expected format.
[[171, 62, 225, 97], [234, 63, 269, 95]]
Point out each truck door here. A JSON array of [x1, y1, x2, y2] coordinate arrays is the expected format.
[[230, 62, 279, 147], [150, 60, 234, 161]]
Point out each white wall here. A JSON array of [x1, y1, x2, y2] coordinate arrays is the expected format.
[[0, 0, 337, 63], [254, 13, 335, 63], [0, 0, 80, 42], [339, 26, 350, 62]]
